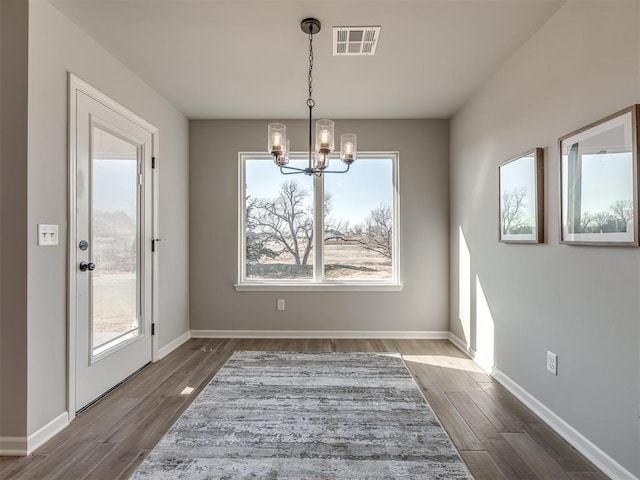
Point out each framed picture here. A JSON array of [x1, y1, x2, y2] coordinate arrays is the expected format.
[[499, 148, 544, 243], [559, 105, 639, 246]]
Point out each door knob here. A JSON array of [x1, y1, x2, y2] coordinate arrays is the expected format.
[[79, 261, 96, 272]]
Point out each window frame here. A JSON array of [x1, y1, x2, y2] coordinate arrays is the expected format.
[[236, 151, 402, 291]]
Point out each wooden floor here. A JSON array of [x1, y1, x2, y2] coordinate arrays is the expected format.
[[1, 339, 609, 479]]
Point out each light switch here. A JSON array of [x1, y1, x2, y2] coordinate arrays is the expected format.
[[38, 224, 59, 246]]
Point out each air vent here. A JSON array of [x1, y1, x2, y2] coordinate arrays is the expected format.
[[332, 26, 381, 56]]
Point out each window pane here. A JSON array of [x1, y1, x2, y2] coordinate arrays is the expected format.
[[245, 158, 314, 280], [324, 158, 394, 280], [91, 126, 140, 357]]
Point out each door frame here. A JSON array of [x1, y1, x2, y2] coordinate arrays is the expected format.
[[67, 73, 160, 420]]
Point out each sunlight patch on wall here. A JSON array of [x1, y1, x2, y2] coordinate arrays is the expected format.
[[458, 226, 471, 346], [475, 275, 495, 373]]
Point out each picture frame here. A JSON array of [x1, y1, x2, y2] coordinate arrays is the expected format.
[[559, 105, 639, 246], [499, 148, 544, 243]]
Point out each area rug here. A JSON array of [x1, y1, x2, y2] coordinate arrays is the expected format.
[[132, 351, 474, 479]]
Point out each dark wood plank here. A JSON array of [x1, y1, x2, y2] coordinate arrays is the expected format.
[[503, 432, 571, 479], [303, 338, 326, 353], [96, 393, 170, 444], [460, 451, 509, 480], [349, 339, 379, 352], [568, 472, 611, 480], [0, 454, 46, 479], [48, 442, 117, 480], [333, 338, 365, 352], [118, 449, 151, 480], [465, 387, 523, 433], [522, 422, 602, 473], [480, 382, 540, 425], [480, 382, 602, 474], [377, 338, 398, 352], [392, 338, 430, 355], [233, 338, 256, 351], [411, 361, 464, 393], [410, 372, 484, 451], [443, 366, 482, 392], [12, 399, 142, 480], [466, 369, 493, 383], [83, 396, 185, 480], [447, 391, 539, 479], [198, 337, 236, 352], [283, 338, 307, 352], [251, 338, 283, 351]]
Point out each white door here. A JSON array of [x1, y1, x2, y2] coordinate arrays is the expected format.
[[73, 88, 154, 410]]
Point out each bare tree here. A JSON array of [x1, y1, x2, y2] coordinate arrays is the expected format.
[[323, 203, 393, 259], [501, 188, 528, 235], [350, 224, 364, 236], [245, 196, 278, 264], [580, 211, 611, 233], [247, 181, 313, 265], [610, 200, 634, 229], [580, 211, 597, 232], [323, 192, 351, 241], [360, 204, 393, 259]]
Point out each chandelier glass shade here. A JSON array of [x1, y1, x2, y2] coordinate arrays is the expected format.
[[268, 18, 357, 176]]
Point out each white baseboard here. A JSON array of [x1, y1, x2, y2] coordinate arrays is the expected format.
[[190, 330, 450, 340], [27, 412, 69, 454], [492, 369, 637, 480], [448, 332, 494, 374], [1, 411, 69, 456], [158, 330, 191, 359], [0, 436, 27, 456], [447, 331, 469, 354]]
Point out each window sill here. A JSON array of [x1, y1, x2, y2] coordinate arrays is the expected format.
[[234, 283, 403, 292]]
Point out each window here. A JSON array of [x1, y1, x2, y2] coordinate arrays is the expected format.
[[237, 152, 400, 290]]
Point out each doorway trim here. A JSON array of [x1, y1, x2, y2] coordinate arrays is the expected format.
[[67, 73, 160, 421]]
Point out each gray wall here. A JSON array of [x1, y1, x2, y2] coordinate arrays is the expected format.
[[25, 1, 190, 435], [0, 0, 29, 439], [190, 120, 449, 332], [449, 1, 640, 476]]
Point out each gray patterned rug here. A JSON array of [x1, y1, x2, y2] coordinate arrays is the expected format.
[[132, 351, 473, 479]]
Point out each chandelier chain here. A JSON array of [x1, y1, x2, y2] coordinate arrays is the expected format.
[[307, 30, 315, 108]]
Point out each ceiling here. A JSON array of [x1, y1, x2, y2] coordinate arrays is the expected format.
[[51, 0, 564, 120]]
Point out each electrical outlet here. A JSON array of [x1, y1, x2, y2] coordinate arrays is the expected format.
[[277, 299, 285, 311], [547, 351, 558, 375], [38, 224, 59, 246]]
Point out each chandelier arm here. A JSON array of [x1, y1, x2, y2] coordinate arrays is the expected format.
[[279, 165, 308, 175], [317, 163, 351, 174], [278, 163, 350, 175]]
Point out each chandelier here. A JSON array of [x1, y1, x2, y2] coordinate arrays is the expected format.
[[268, 18, 357, 176]]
